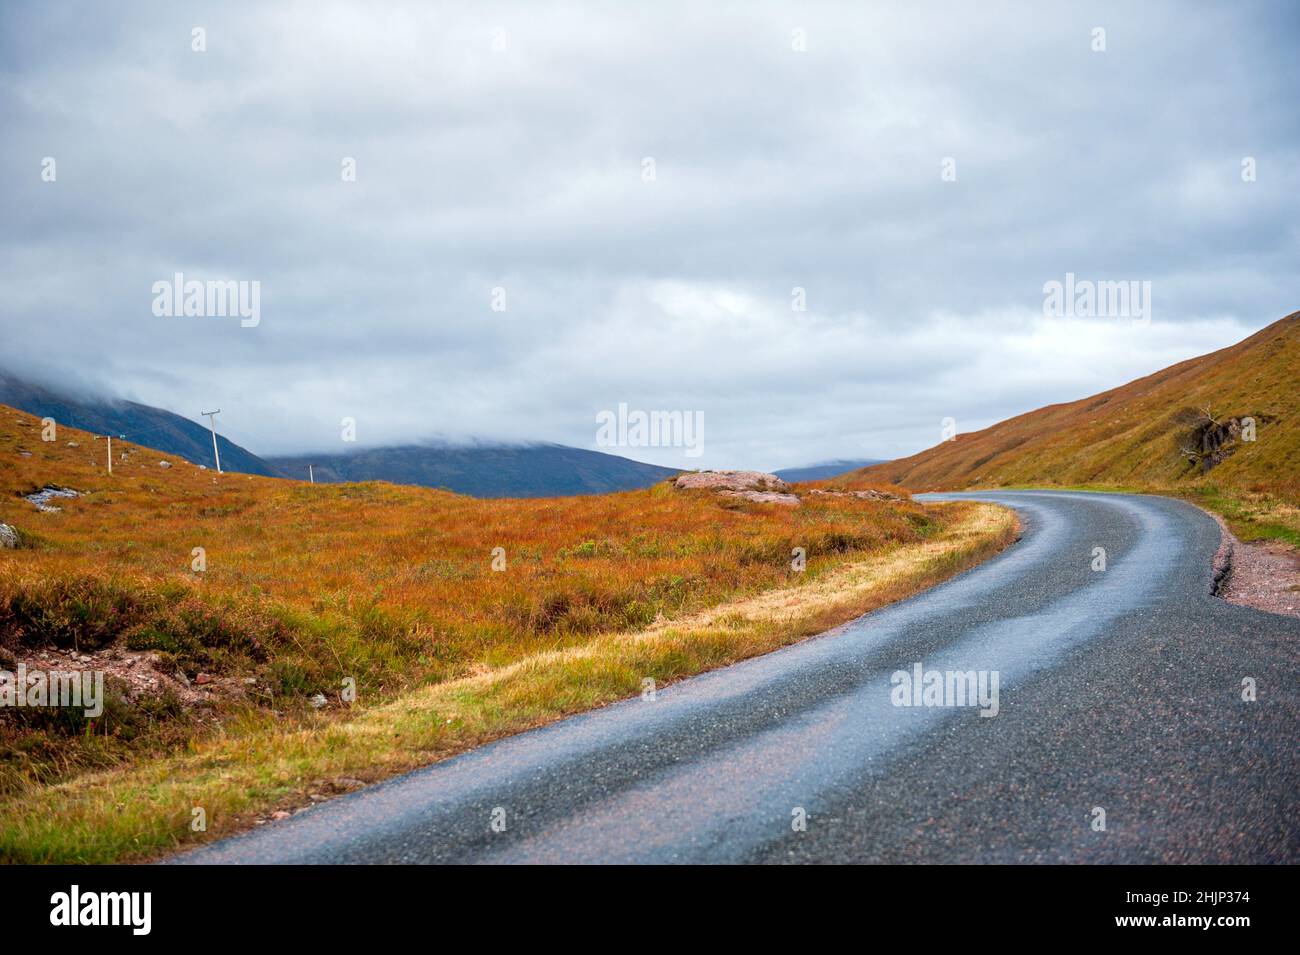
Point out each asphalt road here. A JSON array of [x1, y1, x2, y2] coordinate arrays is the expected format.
[[176, 491, 1300, 864]]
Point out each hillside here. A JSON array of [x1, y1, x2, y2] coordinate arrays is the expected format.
[[268, 443, 680, 497], [841, 312, 1299, 538], [0, 372, 275, 477]]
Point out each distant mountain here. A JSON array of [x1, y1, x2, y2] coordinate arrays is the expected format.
[[0, 371, 683, 496], [0, 371, 276, 476], [774, 459, 886, 483], [267, 444, 682, 497]]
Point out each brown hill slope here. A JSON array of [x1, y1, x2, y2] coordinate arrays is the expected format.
[[840, 311, 1300, 541]]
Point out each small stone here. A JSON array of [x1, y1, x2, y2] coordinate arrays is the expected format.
[[0, 524, 18, 549], [271, 810, 291, 821], [158, 460, 172, 469], [195, 672, 213, 685], [309, 693, 328, 709]]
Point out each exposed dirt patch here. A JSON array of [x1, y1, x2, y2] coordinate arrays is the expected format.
[[1174, 408, 1276, 474], [0, 645, 253, 711]]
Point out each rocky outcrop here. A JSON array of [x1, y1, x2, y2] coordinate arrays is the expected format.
[[1174, 408, 1275, 474], [24, 485, 80, 512], [808, 488, 906, 503], [719, 489, 801, 506], [674, 471, 800, 506], [674, 471, 790, 492]]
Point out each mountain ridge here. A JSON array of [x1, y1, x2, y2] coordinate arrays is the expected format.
[[0, 371, 684, 496], [774, 459, 885, 483], [837, 311, 1299, 542], [267, 443, 680, 497]]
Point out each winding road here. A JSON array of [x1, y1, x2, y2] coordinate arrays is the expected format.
[[176, 491, 1300, 864]]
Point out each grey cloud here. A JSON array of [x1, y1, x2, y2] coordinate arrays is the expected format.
[[2, 0, 1297, 469]]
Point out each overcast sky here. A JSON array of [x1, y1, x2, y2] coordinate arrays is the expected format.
[[2, 1, 1297, 469]]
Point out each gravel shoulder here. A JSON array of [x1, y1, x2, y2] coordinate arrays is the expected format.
[[1206, 508, 1300, 619]]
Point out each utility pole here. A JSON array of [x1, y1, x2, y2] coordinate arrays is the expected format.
[[106, 435, 112, 475], [308, 464, 314, 484], [202, 410, 222, 474]]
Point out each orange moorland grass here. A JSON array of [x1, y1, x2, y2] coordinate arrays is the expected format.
[[0, 405, 1016, 862]]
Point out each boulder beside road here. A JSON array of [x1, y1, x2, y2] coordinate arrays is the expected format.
[[674, 470, 801, 506], [674, 470, 790, 492]]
